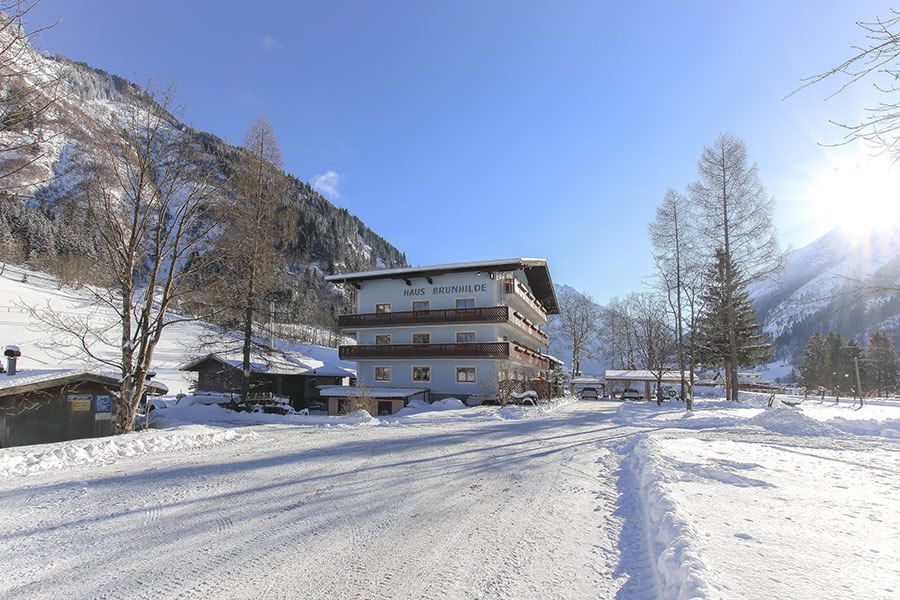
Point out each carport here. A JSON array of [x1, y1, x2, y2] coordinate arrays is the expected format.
[[604, 369, 684, 400]]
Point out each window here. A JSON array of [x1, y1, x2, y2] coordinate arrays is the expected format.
[[455, 298, 475, 310], [412, 300, 430, 312], [374, 366, 391, 381], [456, 331, 476, 343], [412, 332, 431, 344], [375, 303, 392, 313], [456, 367, 477, 383], [375, 334, 391, 345], [412, 366, 431, 382]]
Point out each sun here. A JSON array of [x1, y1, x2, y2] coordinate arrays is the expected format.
[[804, 154, 900, 239]]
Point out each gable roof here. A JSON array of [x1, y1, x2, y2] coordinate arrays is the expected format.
[[605, 369, 684, 383], [0, 369, 167, 398], [180, 346, 355, 378], [324, 258, 559, 314]]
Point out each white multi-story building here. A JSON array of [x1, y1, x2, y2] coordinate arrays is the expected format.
[[325, 258, 559, 405]]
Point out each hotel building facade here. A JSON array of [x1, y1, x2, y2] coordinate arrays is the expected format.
[[325, 258, 559, 402]]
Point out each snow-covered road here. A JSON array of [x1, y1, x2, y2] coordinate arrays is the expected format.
[[0, 401, 641, 600]]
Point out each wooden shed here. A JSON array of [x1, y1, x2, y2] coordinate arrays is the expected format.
[[0, 369, 120, 448], [181, 347, 355, 411]]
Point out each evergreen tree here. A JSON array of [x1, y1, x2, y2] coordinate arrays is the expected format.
[[867, 330, 899, 397], [823, 332, 848, 398], [694, 248, 772, 399], [799, 331, 826, 392]]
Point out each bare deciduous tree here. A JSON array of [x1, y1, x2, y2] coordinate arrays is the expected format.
[[31, 85, 221, 432], [598, 295, 638, 372], [649, 188, 692, 407], [791, 9, 900, 159], [0, 1, 65, 192], [552, 287, 600, 377], [630, 292, 676, 406], [689, 133, 781, 402], [209, 117, 290, 402]]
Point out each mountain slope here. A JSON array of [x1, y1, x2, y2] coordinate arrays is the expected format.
[[751, 227, 900, 362], [0, 34, 407, 328]]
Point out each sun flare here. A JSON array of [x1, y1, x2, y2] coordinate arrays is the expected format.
[[804, 155, 900, 239]]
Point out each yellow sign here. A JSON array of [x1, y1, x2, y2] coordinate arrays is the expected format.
[[68, 394, 92, 412], [70, 399, 92, 412]]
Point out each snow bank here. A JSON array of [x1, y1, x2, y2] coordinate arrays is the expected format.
[[157, 404, 377, 428], [496, 395, 578, 420], [613, 395, 900, 438], [0, 425, 252, 478], [624, 436, 716, 600], [746, 407, 838, 436], [828, 416, 900, 438], [392, 397, 466, 417]]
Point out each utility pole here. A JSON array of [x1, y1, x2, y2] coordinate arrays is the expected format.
[[854, 357, 863, 408]]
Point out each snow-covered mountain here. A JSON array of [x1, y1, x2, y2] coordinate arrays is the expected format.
[[0, 28, 407, 321], [751, 226, 900, 363]]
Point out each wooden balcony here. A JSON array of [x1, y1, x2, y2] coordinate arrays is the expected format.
[[503, 279, 547, 322], [509, 310, 549, 346], [338, 306, 508, 328], [337, 305, 549, 346], [339, 341, 550, 369]]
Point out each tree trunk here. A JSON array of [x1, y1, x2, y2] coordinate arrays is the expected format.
[[240, 264, 255, 402]]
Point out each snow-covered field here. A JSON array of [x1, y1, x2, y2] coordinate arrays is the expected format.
[[613, 394, 900, 599], [1, 392, 898, 598], [0, 264, 347, 395]]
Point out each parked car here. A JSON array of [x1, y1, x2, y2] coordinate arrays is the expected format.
[[620, 388, 644, 401], [579, 387, 600, 400], [660, 386, 678, 399]]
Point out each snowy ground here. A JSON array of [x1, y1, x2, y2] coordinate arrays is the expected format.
[[1, 395, 898, 599], [613, 394, 900, 599], [0, 399, 638, 600]]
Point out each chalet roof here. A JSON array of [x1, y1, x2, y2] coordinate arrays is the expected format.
[[180, 346, 355, 378], [0, 369, 166, 398], [605, 369, 684, 383], [324, 258, 560, 314]]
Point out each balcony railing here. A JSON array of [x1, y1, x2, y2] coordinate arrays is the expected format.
[[503, 279, 547, 321], [509, 310, 549, 345], [339, 342, 551, 370], [337, 305, 549, 346], [338, 306, 508, 328]]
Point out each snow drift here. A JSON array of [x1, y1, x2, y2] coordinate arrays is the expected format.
[[624, 435, 716, 600], [0, 425, 252, 478]]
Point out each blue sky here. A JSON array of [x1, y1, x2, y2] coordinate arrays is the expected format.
[[29, 1, 898, 302]]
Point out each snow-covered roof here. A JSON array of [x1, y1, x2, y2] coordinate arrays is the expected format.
[[325, 258, 560, 314], [571, 376, 605, 384], [0, 368, 167, 398], [605, 369, 684, 383], [317, 385, 429, 399], [181, 346, 355, 378], [543, 354, 565, 366]]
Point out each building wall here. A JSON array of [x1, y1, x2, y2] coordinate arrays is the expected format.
[[356, 358, 500, 398], [356, 271, 502, 313], [357, 323, 501, 345], [0, 380, 117, 448], [347, 268, 547, 400]]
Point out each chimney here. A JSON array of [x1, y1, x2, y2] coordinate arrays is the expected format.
[[4, 345, 21, 376]]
